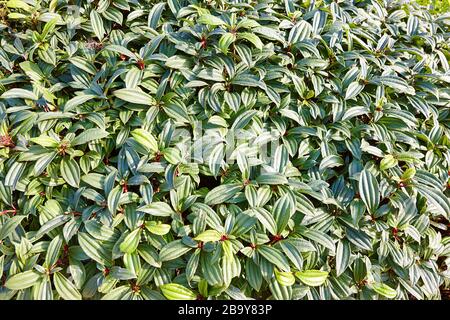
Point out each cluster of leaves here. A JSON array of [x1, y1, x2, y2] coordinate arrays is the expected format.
[[0, 0, 450, 300], [414, 0, 450, 14]]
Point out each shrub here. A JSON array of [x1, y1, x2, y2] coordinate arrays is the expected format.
[[0, 0, 449, 300]]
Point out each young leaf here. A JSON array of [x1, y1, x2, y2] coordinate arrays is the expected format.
[[160, 283, 197, 300], [295, 270, 329, 287], [119, 228, 142, 254]]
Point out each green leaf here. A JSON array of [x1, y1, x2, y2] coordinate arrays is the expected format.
[[138, 244, 161, 268], [272, 194, 293, 234], [401, 167, 416, 180], [299, 228, 335, 253], [416, 185, 450, 218], [1, 88, 38, 100], [275, 269, 295, 286], [198, 14, 226, 26], [288, 20, 312, 43], [7, 0, 32, 11], [148, 2, 165, 29], [53, 272, 82, 300], [269, 277, 292, 300], [359, 169, 380, 213], [231, 73, 262, 87], [107, 185, 122, 215], [110, 266, 136, 280], [279, 241, 303, 270], [119, 228, 142, 253], [342, 106, 370, 121], [41, 17, 58, 39], [90, 10, 105, 40], [219, 33, 236, 54], [345, 82, 364, 100], [4, 162, 26, 190], [204, 183, 243, 206], [60, 158, 81, 188], [165, 55, 192, 70], [231, 212, 257, 237], [5, 270, 42, 290], [104, 45, 137, 59], [71, 129, 109, 146], [371, 282, 397, 299], [163, 147, 182, 165], [144, 221, 171, 236], [131, 129, 159, 153], [377, 75, 415, 95], [319, 154, 344, 171], [256, 174, 288, 185], [45, 234, 63, 268], [159, 240, 192, 261], [30, 135, 59, 148], [194, 230, 222, 242], [137, 202, 175, 216], [78, 232, 112, 266], [64, 95, 98, 112], [252, 207, 277, 236], [253, 26, 285, 43], [336, 240, 351, 277], [257, 246, 290, 272], [34, 152, 57, 176], [380, 155, 398, 171], [238, 32, 263, 50], [186, 249, 200, 283], [0, 215, 26, 240], [113, 88, 153, 105], [346, 227, 373, 251], [197, 68, 225, 82], [295, 270, 328, 287], [160, 283, 197, 300]]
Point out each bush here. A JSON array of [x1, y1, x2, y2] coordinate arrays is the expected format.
[[0, 0, 449, 300]]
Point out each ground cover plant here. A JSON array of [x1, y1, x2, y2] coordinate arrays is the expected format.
[[0, 0, 449, 300]]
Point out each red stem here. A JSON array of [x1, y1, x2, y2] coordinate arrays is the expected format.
[[0, 209, 17, 216]]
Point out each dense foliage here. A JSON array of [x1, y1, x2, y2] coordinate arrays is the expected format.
[[0, 0, 449, 300], [415, 0, 450, 14]]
